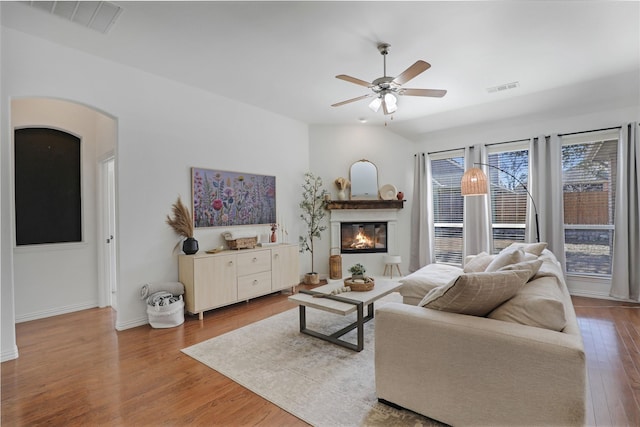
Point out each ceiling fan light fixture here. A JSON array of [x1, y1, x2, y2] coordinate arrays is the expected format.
[[332, 42, 446, 115], [384, 92, 397, 111], [368, 97, 382, 112]]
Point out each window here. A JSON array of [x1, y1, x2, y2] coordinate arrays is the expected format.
[[487, 144, 529, 253], [14, 128, 82, 245], [561, 132, 618, 276], [431, 152, 464, 264]]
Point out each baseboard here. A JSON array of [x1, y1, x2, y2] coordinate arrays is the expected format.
[[15, 300, 98, 323], [1, 345, 19, 362], [566, 275, 612, 300], [115, 316, 149, 331]]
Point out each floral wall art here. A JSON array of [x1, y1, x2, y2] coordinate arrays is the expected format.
[[192, 167, 276, 228]]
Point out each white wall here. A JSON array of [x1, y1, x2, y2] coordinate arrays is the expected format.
[[1, 27, 309, 359], [1, 37, 18, 362], [414, 69, 639, 153], [308, 124, 415, 277], [11, 98, 113, 321]]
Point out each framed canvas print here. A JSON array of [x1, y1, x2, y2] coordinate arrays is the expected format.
[[192, 168, 276, 228]]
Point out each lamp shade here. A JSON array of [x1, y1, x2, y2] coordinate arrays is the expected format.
[[461, 167, 488, 196]]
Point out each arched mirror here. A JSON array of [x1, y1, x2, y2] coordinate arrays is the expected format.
[[350, 159, 379, 200]]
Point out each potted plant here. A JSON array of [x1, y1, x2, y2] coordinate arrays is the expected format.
[[348, 263, 366, 279], [299, 172, 328, 285], [166, 196, 198, 254]]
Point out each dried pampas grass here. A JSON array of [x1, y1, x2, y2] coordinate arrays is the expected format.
[[166, 196, 194, 239], [335, 177, 350, 190]]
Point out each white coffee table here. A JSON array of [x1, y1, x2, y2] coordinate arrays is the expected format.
[[288, 278, 402, 352]]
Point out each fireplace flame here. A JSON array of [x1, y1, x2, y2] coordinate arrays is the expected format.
[[351, 230, 374, 249]]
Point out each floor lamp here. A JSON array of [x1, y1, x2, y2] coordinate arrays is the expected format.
[[461, 162, 540, 243]]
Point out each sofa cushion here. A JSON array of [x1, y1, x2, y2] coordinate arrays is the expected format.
[[419, 270, 531, 316], [498, 259, 543, 281], [463, 252, 494, 273], [505, 242, 548, 256], [399, 263, 463, 304], [488, 276, 567, 331]]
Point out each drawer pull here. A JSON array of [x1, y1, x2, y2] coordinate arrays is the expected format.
[[274, 254, 280, 259], [253, 280, 258, 286], [252, 257, 258, 262], [228, 261, 234, 266]]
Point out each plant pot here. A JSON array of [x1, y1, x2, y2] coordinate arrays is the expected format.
[[351, 274, 364, 280], [304, 272, 320, 285], [182, 237, 199, 255]]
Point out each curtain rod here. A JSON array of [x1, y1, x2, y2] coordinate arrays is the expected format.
[[417, 125, 625, 157], [558, 125, 621, 137], [485, 138, 529, 147], [419, 125, 625, 156]]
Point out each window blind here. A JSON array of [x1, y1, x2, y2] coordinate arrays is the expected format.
[[487, 148, 529, 253], [431, 156, 464, 264]]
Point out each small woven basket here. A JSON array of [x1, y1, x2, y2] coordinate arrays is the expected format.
[[344, 277, 375, 292], [226, 237, 257, 250]]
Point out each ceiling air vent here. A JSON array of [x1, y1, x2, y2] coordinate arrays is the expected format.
[[23, 1, 123, 34], [487, 81, 520, 94]]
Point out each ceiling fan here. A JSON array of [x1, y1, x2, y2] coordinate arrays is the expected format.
[[331, 43, 447, 115]]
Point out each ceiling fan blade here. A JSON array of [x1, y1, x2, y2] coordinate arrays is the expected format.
[[336, 74, 372, 88], [393, 60, 431, 85], [400, 88, 447, 98], [331, 94, 373, 107]]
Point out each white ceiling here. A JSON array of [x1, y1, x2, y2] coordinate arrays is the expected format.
[[3, 1, 639, 139]]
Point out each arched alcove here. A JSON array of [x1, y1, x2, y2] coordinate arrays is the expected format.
[[9, 98, 118, 327]]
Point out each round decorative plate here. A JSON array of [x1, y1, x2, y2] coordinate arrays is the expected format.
[[379, 184, 398, 200]]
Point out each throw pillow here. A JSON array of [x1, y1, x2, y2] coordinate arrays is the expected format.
[[484, 248, 526, 272], [463, 252, 495, 273], [419, 270, 531, 317], [488, 277, 567, 331], [505, 242, 548, 256], [498, 259, 543, 282]]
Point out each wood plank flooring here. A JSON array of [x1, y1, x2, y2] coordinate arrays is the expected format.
[[2, 291, 638, 426]]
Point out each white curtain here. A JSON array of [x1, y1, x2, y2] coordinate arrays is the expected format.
[[409, 153, 434, 272], [610, 123, 640, 301], [529, 134, 567, 270], [463, 145, 492, 257]]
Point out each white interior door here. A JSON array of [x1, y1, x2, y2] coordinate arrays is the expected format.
[[99, 156, 118, 310], [106, 158, 117, 309]]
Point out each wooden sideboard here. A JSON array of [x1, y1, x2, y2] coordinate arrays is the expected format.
[[178, 243, 299, 319]]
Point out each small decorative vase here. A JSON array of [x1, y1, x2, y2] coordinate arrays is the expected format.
[[337, 189, 346, 200], [270, 230, 277, 243], [183, 237, 199, 255], [397, 191, 404, 200]]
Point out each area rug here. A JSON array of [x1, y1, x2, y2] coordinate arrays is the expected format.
[[182, 293, 445, 426]]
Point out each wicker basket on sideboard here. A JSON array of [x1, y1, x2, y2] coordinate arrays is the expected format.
[[226, 237, 258, 250]]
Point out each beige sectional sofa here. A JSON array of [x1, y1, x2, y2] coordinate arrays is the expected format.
[[375, 244, 586, 426]]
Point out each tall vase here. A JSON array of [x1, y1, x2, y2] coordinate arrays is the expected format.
[[337, 189, 346, 200], [270, 230, 277, 243], [183, 237, 199, 255]]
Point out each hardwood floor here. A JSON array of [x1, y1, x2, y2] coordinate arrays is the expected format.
[[572, 296, 640, 427], [2, 291, 638, 426]]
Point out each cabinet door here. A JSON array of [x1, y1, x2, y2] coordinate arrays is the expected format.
[[271, 245, 300, 291], [193, 254, 237, 311]]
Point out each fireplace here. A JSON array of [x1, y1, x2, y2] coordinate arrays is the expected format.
[[340, 222, 387, 254]]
